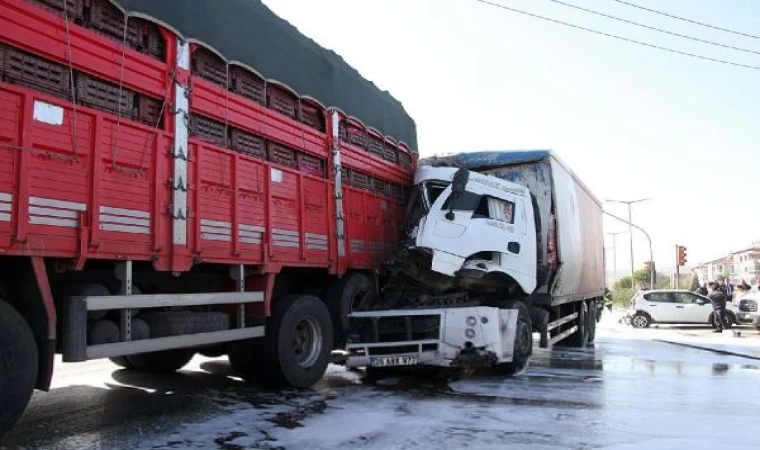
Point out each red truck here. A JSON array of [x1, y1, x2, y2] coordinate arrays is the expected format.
[[0, 0, 417, 435]]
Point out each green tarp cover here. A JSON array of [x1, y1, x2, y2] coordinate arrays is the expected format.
[[117, 0, 417, 150]]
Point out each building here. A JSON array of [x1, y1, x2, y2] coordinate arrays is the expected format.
[[695, 243, 760, 285], [732, 246, 760, 283]]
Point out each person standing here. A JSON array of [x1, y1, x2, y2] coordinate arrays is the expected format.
[[696, 283, 708, 296], [708, 281, 728, 333], [734, 280, 751, 304], [722, 279, 734, 299]]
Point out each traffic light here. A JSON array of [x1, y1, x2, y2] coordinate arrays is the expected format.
[[677, 245, 687, 266]]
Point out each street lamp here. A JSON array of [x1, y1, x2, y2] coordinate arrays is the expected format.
[[603, 210, 655, 290], [606, 231, 627, 285], [605, 198, 652, 286]]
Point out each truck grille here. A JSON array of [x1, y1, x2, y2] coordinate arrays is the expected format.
[[739, 299, 758, 312], [348, 314, 441, 343]]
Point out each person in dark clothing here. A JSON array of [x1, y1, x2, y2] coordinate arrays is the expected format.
[[722, 279, 734, 298], [696, 283, 708, 296], [708, 281, 728, 333]]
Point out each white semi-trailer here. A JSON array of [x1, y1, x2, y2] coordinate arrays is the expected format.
[[345, 151, 605, 374]]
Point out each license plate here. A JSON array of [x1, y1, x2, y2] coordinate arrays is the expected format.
[[369, 356, 417, 367]]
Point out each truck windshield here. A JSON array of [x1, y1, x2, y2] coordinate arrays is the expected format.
[[423, 182, 448, 209]]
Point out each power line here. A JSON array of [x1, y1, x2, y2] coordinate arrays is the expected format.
[[547, 0, 760, 56], [471, 0, 760, 71], [611, 0, 760, 40]]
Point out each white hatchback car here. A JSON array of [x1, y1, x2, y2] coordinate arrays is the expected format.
[[625, 289, 738, 329]]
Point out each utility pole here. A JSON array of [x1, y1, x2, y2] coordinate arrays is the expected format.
[[603, 210, 655, 290], [606, 199, 652, 287], [606, 231, 626, 285]]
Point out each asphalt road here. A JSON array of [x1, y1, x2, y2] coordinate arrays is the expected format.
[[2, 318, 760, 450]]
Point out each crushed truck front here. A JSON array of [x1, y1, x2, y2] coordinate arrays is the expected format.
[[346, 164, 537, 371]]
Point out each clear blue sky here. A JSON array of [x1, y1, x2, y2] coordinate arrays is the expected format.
[[263, 0, 760, 275]]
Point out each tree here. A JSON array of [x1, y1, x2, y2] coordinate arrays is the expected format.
[[614, 276, 632, 289], [631, 269, 669, 288], [689, 273, 700, 291]]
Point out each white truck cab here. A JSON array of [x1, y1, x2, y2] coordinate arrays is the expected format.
[[345, 151, 604, 375], [412, 166, 537, 295]]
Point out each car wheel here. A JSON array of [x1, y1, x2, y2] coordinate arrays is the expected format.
[[631, 312, 651, 328]]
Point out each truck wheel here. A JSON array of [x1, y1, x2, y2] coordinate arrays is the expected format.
[[566, 302, 588, 346], [251, 295, 333, 388], [587, 300, 597, 343], [496, 300, 532, 376], [112, 349, 194, 373], [0, 299, 39, 437], [631, 312, 651, 328], [109, 318, 150, 369], [326, 273, 377, 348]]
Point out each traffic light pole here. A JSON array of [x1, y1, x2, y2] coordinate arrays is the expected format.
[[675, 244, 680, 289]]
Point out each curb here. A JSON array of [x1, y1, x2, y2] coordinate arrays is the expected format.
[[655, 339, 760, 361]]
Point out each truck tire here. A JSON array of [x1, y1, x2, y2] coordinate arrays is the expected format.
[[495, 300, 532, 376], [63, 283, 112, 321], [248, 295, 333, 388], [112, 349, 194, 373], [0, 299, 39, 437], [326, 273, 377, 348], [109, 318, 151, 368], [587, 300, 597, 343], [565, 301, 588, 347]]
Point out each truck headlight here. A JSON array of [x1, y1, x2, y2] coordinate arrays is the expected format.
[[466, 316, 477, 326], [465, 328, 476, 339]]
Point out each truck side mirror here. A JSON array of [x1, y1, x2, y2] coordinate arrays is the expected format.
[[451, 168, 469, 197], [446, 168, 470, 221]]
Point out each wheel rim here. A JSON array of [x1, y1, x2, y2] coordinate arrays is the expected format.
[[632, 315, 647, 327], [291, 315, 323, 368]]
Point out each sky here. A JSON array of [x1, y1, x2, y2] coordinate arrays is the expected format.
[[262, 0, 760, 275]]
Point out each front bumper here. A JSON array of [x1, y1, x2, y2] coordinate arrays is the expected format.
[[735, 312, 760, 325], [345, 306, 518, 369]]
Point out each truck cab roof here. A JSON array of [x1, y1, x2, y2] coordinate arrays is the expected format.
[[415, 166, 530, 199]]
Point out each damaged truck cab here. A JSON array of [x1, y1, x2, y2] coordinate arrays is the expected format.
[[411, 166, 537, 295], [346, 151, 605, 374]]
